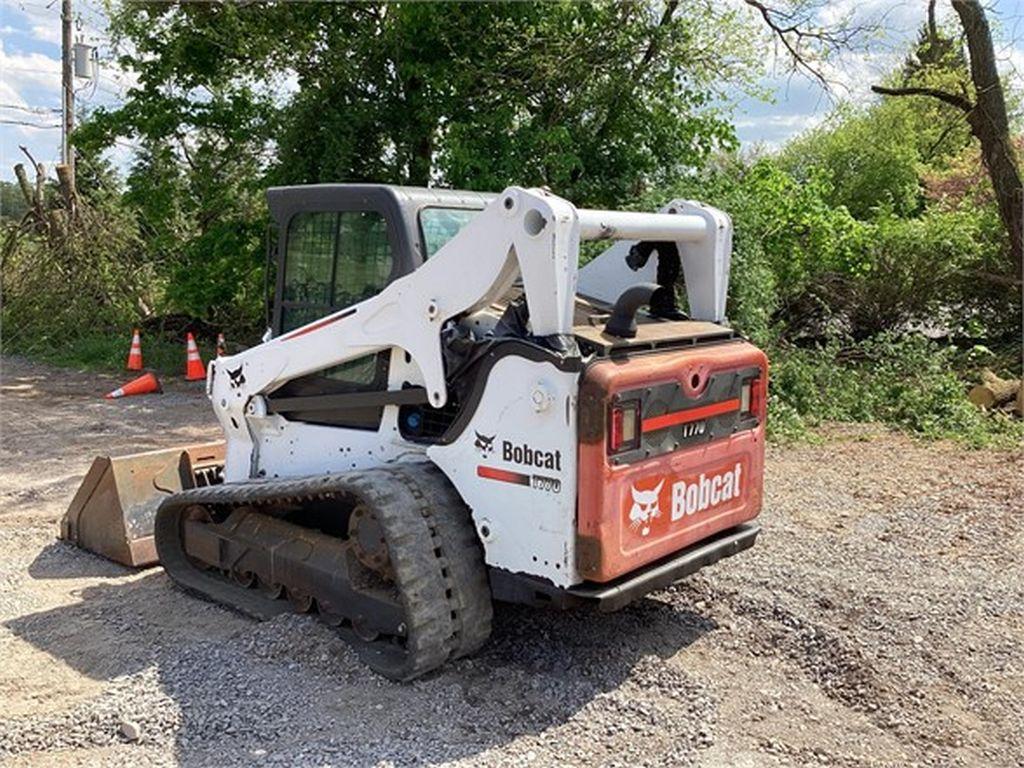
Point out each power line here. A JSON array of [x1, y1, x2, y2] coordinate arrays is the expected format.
[[0, 118, 61, 128], [0, 102, 61, 114], [9, 3, 56, 19], [2, 66, 61, 75]]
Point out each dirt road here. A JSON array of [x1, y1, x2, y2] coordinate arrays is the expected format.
[[1, 356, 1022, 767]]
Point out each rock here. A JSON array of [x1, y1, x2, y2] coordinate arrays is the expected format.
[[119, 719, 142, 742]]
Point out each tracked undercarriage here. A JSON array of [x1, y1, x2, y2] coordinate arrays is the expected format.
[[155, 463, 492, 680]]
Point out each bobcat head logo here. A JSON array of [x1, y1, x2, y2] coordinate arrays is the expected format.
[[629, 480, 664, 536], [227, 365, 246, 389], [474, 431, 496, 457]]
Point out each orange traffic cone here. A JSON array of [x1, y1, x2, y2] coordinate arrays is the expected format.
[[105, 372, 162, 399], [185, 332, 206, 381], [126, 328, 143, 371], [216, 332, 226, 357]]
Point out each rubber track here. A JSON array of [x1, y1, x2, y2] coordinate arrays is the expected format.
[[154, 463, 492, 681], [340, 467, 454, 679], [411, 464, 494, 658]]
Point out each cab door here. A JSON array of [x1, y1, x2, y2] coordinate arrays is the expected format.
[[266, 191, 410, 430]]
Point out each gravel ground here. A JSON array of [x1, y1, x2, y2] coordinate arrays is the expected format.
[[1, 355, 1022, 768]]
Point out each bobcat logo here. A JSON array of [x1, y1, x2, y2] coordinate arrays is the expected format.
[[227, 365, 246, 389], [629, 480, 664, 536], [474, 431, 496, 457]]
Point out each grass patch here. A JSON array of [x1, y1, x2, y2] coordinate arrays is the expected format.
[[4, 331, 213, 378]]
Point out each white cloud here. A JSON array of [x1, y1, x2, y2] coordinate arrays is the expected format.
[[1, 40, 61, 94], [735, 113, 821, 130], [818, 0, 925, 32], [0, 36, 63, 170], [29, 23, 59, 46], [0, 0, 137, 178], [728, 0, 978, 149]]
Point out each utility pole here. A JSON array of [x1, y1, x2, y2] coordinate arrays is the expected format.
[[61, 0, 74, 180]]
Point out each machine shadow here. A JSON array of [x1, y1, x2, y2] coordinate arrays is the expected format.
[[27, 540, 138, 580], [5, 561, 716, 765]]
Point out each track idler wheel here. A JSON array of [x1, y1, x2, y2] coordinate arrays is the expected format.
[[334, 465, 493, 680], [348, 504, 392, 577]]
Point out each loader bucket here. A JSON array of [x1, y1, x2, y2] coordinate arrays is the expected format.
[[60, 441, 225, 567]]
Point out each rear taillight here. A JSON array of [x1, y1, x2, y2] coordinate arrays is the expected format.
[[741, 376, 763, 417], [609, 401, 640, 454]]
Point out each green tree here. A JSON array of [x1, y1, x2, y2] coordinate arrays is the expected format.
[[873, 0, 1022, 271], [91, 2, 759, 205], [0, 181, 30, 222], [72, 1, 762, 326], [780, 101, 927, 219]]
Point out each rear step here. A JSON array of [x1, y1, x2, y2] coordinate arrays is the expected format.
[[491, 522, 760, 612]]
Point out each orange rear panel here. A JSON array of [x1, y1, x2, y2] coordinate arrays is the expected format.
[[577, 341, 767, 582]]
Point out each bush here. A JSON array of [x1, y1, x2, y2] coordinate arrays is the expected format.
[[661, 150, 1015, 345], [656, 157, 868, 345], [1, 191, 153, 357], [2, 149, 268, 368], [767, 334, 1023, 447], [779, 102, 924, 219], [791, 206, 996, 340], [162, 217, 266, 338]]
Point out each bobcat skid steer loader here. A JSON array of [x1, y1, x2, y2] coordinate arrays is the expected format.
[[67, 184, 767, 680]]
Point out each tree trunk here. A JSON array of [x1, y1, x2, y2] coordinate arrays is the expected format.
[[14, 164, 34, 208], [408, 130, 433, 188], [56, 162, 77, 222], [13, 161, 47, 231], [873, 1, 1022, 272], [399, 70, 433, 187], [968, 368, 1021, 409], [951, 0, 1023, 270]]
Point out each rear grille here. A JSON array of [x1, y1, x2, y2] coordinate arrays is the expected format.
[[609, 365, 760, 465]]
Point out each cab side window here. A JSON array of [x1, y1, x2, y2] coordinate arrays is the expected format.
[[419, 207, 480, 258], [281, 210, 394, 333], [334, 211, 393, 308]]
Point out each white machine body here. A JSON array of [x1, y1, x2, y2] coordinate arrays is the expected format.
[[208, 187, 732, 588]]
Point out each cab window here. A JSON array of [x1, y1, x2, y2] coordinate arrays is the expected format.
[[419, 207, 480, 258], [281, 210, 394, 332], [334, 211, 393, 307]]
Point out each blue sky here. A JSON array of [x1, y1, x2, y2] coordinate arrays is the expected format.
[[0, 0, 131, 178], [1, 0, 1021, 182]]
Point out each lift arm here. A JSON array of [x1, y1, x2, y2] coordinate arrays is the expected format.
[[576, 199, 732, 322], [209, 186, 729, 479]]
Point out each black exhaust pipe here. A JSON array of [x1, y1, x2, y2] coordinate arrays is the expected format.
[[604, 283, 661, 338]]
